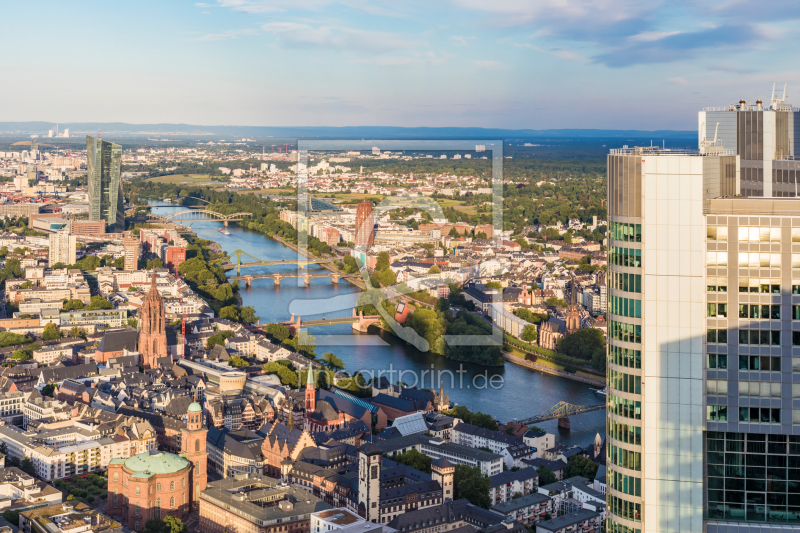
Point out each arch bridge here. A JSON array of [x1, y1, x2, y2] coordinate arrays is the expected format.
[[519, 401, 606, 428], [281, 309, 381, 333], [147, 209, 252, 226], [221, 249, 335, 274]]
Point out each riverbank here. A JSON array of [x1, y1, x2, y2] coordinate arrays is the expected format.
[[502, 351, 607, 388], [149, 203, 608, 445]]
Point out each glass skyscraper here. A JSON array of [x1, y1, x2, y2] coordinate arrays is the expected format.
[[607, 93, 800, 533], [86, 135, 123, 232]]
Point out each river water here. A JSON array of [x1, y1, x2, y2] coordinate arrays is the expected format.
[[151, 204, 606, 446]]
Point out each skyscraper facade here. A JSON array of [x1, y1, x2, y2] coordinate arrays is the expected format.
[[86, 135, 123, 231], [123, 238, 140, 271], [354, 200, 375, 247], [607, 92, 800, 533]]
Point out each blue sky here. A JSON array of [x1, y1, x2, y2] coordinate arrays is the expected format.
[[2, 0, 799, 129]]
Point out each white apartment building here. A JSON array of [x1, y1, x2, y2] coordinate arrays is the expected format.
[[48, 232, 76, 267]]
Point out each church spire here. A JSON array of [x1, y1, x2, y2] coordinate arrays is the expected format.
[[306, 362, 315, 387]]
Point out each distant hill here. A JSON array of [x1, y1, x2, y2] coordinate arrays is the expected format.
[[0, 122, 694, 140]]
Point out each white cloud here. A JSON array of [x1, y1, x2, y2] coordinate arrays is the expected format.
[[450, 35, 475, 47], [193, 29, 258, 41], [627, 31, 680, 43], [260, 22, 417, 53]]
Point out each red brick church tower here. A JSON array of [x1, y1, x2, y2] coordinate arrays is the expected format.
[[181, 402, 208, 510], [565, 277, 581, 335], [305, 363, 316, 412], [139, 269, 167, 369]]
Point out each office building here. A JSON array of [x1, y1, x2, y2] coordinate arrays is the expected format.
[[198, 473, 331, 533], [354, 200, 375, 247], [86, 135, 123, 231], [123, 238, 140, 271], [698, 88, 800, 197], [606, 89, 800, 533], [48, 232, 76, 267]]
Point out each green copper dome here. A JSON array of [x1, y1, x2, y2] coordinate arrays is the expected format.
[[188, 402, 202, 412], [123, 450, 190, 478]]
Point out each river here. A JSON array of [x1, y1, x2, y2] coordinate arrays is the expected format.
[[150, 204, 606, 446]]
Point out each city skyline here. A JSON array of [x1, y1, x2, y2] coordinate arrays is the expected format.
[[2, 1, 800, 129]]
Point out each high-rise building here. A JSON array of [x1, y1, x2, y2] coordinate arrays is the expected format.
[[48, 232, 76, 267], [354, 200, 374, 247], [606, 89, 800, 533], [698, 89, 800, 198], [123, 238, 140, 271], [86, 135, 123, 231]]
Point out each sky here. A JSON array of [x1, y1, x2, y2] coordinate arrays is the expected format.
[[2, 0, 800, 130]]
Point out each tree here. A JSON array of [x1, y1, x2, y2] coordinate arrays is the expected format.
[[162, 516, 188, 533], [20, 456, 35, 476], [428, 264, 441, 274], [207, 331, 234, 349], [85, 296, 113, 310], [240, 306, 259, 324], [146, 258, 164, 270], [321, 352, 345, 371], [514, 308, 548, 324], [448, 227, 461, 238], [407, 309, 443, 352], [445, 405, 498, 431], [68, 327, 87, 339], [62, 299, 85, 311], [215, 283, 234, 302], [2, 510, 19, 527], [219, 306, 239, 321], [42, 323, 62, 341], [297, 331, 316, 355], [521, 325, 538, 343], [591, 348, 606, 372], [262, 362, 299, 388], [545, 296, 568, 308], [0, 332, 29, 348], [537, 465, 557, 486], [229, 356, 248, 368], [486, 281, 502, 290], [454, 464, 491, 508], [390, 449, 432, 474], [558, 328, 605, 360], [563, 455, 600, 480], [377, 268, 396, 286], [264, 323, 290, 342], [375, 251, 391, 271], [41, 384, 55, 397]]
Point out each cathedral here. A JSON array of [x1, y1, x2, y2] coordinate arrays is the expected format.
[[139, 269, 168, 369]]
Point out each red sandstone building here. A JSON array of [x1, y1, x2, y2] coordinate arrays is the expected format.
[[139, 270, 168, 369], [108, 402, 208, 531]]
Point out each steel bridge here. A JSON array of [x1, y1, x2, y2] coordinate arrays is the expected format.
[[221, 249, 334, 274], [147, 209, 252, 226], [520, 401, 606, 425]]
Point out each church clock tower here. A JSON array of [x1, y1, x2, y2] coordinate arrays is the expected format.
[[181, 402, 207, 509]]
